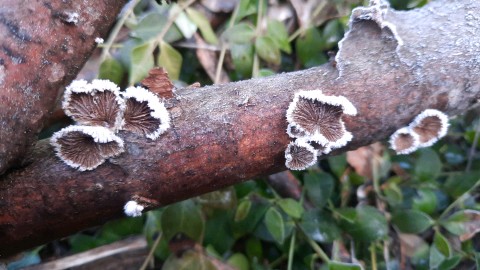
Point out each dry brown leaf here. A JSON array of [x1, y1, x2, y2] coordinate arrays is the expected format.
[[194, 33, 230, 84], [346, 142, 384, 179], [141, 67, 174, 99]]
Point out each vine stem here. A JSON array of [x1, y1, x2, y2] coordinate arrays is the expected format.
[[252, 0, 263, 78], [296, 222, 331, 263], [439, 179, 480, 220], [466, 120, 480, 172], [139, 233, 163, 270], [288, 0, 327, 42], [287, 232, 296, 270], [100, 0, 141, 62]]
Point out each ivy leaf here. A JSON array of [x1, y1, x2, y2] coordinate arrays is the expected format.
[[230, 43, 254, 78], [161, 200, 205, 242], [129, 41, 154, 85], [264, 207, 285, 244], [415, 148, 442, 181], [267, 19, 291, 53], [392, 210, 434, 234], [98, 57, 124, 85], [186, 8, 218, 44], [131, 12, 183, 42], [171, 4, 197, 39], [255, 36, 281, 65], [295, 27, 327, 68], [277, 198, 303, 219], [235, 199, 252, 222], [221, 23, 255, 44], [304, 171, 334, 208], [158, 41, 182, 80]]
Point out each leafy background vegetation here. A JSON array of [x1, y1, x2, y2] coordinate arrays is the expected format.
[[8, 0, 480, 269]]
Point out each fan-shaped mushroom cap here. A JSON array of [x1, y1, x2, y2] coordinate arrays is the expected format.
[[51, 125, 124, 171], [121, 86, 171, 140], [63, 79, 125, 130], [409, 109, 449, 147], [286, 123, 307, 138], [285, 140, 318, 170], [286, 90, 357, 148], [389, 127, 420, 155]]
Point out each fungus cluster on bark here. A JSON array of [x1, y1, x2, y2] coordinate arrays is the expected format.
[[285, 90, 357, 170], [51, 79, 171, 171], [389, 109, 449, 154]]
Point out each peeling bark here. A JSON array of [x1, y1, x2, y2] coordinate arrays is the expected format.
[[1, 0, 480, 257], [0, 0, 127, 174]]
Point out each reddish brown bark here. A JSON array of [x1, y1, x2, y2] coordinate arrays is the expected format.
[[0, 0, 127, 174], [1, 0, 480, 258]]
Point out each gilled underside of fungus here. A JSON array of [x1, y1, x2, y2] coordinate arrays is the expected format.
[[286, 90, 357, 149], [389, 127, 420, 155], [63, 79, 125, 130], [410, 109, 449, 147], [51, 125, 124, 171], [121, 86, 171, 140], [285, 140, 318, 170]]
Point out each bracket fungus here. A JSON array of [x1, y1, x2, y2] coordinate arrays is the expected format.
[[123, 201, 144, 217], [389, 127, 420, 155], [63, 79, 125, 130], [51, 125, 124, 171], [285, 140, 318, 170], [409, 109, 449, 147], [121, 86, 171, 140], [286, 90, 357, 149]]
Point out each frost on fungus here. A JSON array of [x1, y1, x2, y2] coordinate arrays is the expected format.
[[51, 125, 124, 171], [63, 79, 125, 130], [121, 86, 171, 140], [286, 90, 357, 149], [409, 109, 449, 147], [124, 200, 144, 217], [285, 140, 318, 171], [389, 127, 420, 155]]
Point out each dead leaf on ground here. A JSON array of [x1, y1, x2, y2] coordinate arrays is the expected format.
[[141, 67, 175, 99], [346, 142, 384, 179], [194, 33, 230, 84]]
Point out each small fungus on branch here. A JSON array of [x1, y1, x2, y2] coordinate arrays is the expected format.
[[389, 127, 420, 155], [286, 90, 357, 149], [285, 140, 318, 170], [123, 201, 144, 217], [121, 86, 170, 140], [140, 67, 175, 99], [63, 79, 125, 130], [51, 125, 124, 171], [286, 123, 306, 138], [409, 109, 449, 147]]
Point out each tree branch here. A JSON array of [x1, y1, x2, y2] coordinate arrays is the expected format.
[[0, 0, 127, 174], [1, 0, 480, 257]]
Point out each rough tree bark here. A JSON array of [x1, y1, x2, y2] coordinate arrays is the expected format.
[[1, 0, 480, 258], [0, 0, 127, 175]]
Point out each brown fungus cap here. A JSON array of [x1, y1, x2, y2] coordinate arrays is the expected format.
[[286, 90, 357, 149], [285, 140, 318, 170], [409, 109, 449, 147], [62, 79, 125, 130], [121, 86, 171, 140], [140, 67, 175, 99], [389, 127, 420, 155], [51, 125, 124, 171]]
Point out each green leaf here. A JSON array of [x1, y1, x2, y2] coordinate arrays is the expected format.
[[245, 238, 263, 260], [161, 200, 205, 242], [295, 27, 327, 68], [438, 255, 461, 270], [232, 198, 269, 238], [441, 209, 480, 238], [257, 68, 275, 77], [339, 205, 388, 243], [255, 36, 281, 65], [230, 43, 254, 78], [235, 199, 252, 222], [304, 171, 334, 208], [98, 57, 125, 85], [443, 170, 480, 197], [429, 244, 446, 269], [221, 23, 255, 44], [434, 231, 451, 258], [384, 180, 403, 206], [277, 198, 304, 219], [300, 209, 340, 243], [171, 4, 197, 39], [227, 253, 250, 270], [328, 154, 347, 178], [412, 189, 438, 215], [322, 20, 345, 50], [415, 148, 442, 181], [204, 210, 235, 254], [186, 8, 218, 45], [162, 251, 217, 270], [129, 42, 154, 85], [197, 187, 237, 210], [328, 261, 363, 270], [131, 12, 183, 42], [267, 19, 291, 53], [392, 210, 433, 234], [143, 210, 162, 241], [264, 207, 286, 244], [158, 41, 182, 80]]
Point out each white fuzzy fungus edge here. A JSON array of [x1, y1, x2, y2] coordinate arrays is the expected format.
[[285, 140, 318, 171], [388, 126, 420, 155], [50, 125, 125, 171], [63, 79, 125, 130], [124, 201, 144, 217], [409, 109, 449, 147], [285, 90, 356, 149], [122, 86, 171, 140]]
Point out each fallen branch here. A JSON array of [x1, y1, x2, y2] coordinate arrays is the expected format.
[[1, 0, 480, 257]]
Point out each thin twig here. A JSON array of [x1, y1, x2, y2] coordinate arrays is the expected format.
[[466, 121, 480, 172], [139, 233, 163, 270], [288, 0, 327, 42], [287, 232, 296, 270], [214, 2, 240, 83], [252, 0, 264, 78], [296, 222, 331, 263]]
